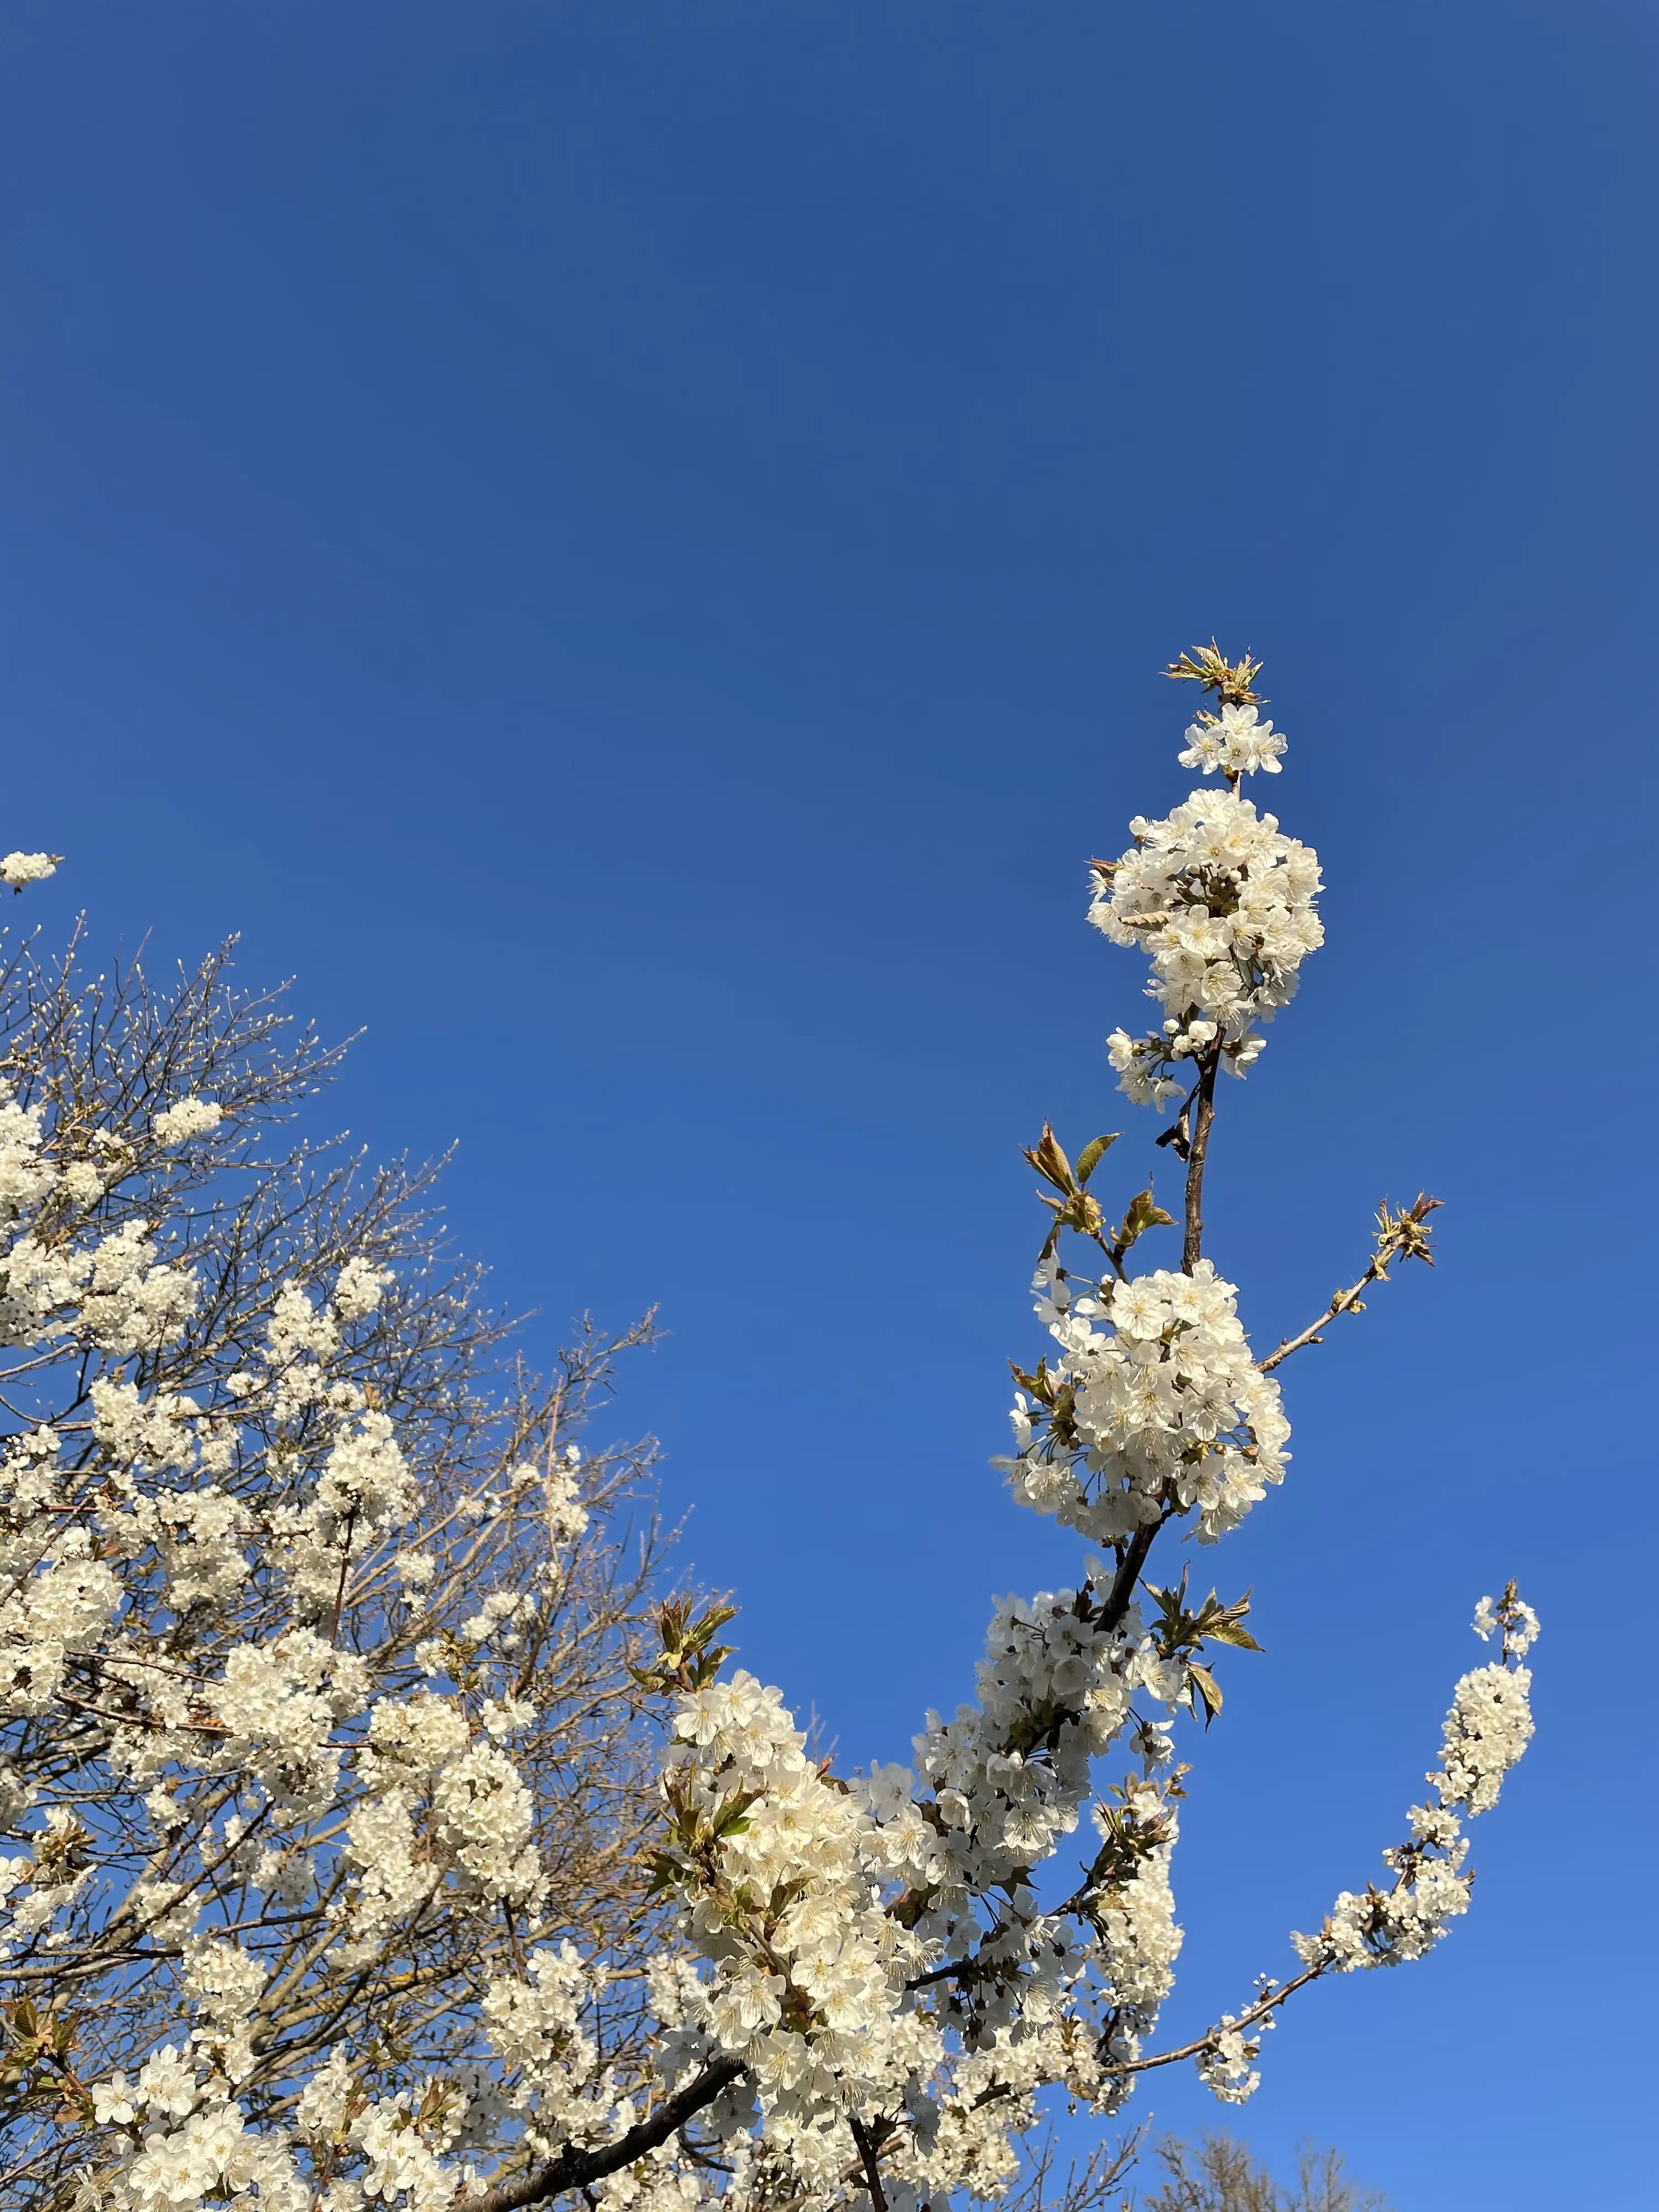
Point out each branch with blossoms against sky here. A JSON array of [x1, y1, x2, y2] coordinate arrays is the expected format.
[[580, 646, 1538, 2207], [0, 651, 1537, 2212]]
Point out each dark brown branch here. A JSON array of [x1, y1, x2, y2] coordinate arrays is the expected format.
[[459, 2056, 745, 2212], [1181, 1045, 1221, 1275], [1099, 1521, 1163, 1635], [849, 2114, 890, 2212]]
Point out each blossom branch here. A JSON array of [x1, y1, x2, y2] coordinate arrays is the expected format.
[[0, 655, 1535, 2212]]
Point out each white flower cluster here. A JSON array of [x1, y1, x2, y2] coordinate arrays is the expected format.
[[664, 1670, 937, 2176], [291, 2051, 481, 2210], [331, 1687, 546, 1973], [544, 1448, 590, 1543], [1473, 1588, 1540, 1658], [0, 1807, 95, 1948], [1085, 1785, 1184, 2077], [461, 1944, 641, 2189], [898, 1585, 1191, 2104], [130, 1480, 251, 1608], [180, 1933, 267, 2083], [482, 1940, 601, 2141], [0, 1213, 197, 1354], [1429, 1661, 1535, 1819], [1003, 1259, 1288, 1545], [95, 2039, 502, 2211], [153, 1096, 223, 1145], [653, 1640, 1197, 2198], [315, 1410, 418, 1542], [0, 1429, 123, 1724], [212, 1630, 369, 1818], [1293, 1603, 1537, 1975], [93, 2047, 309, 2212], [1091, 770, 1322, 1102], [0, 1091, 55, 1224], [333, 1254, 392, 1321], [1194, 2014, 1268, 2105], [914, 1588, 1130, 1913], [1177, 702, 1286, 779], [0, 851, 58, 890]]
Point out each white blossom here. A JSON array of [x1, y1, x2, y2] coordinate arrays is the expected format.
[[1473, 1587, 1540, 1657], [1091, 785, 1322, 1094], [1177, 701, 1287, 779], [0, 851, 58, 890], [1293, 1609, 1537, 1977], [999, 1257, 1288, 1545], [153, 1097, 223, 1145], [334, 1255, 392, 1321]]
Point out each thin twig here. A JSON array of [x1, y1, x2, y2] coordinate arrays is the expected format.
[[1117, 1962, 1326, 2074], [1258, 1264, 1386, 1373]]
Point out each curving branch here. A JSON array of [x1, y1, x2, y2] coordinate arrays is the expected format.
[[460, 2057, 747, 2212], [1117, 1963, 1326, 2077]]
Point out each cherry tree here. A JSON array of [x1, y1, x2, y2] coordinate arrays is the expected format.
[[0, 649, 1536, 2212]]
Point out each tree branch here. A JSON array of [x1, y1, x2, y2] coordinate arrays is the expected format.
[[1258, 1197, 1440, 1373], [1257, 1265, 1386, 1374], [849, 2114, 890, 2212], [1099, 1519, 1164, 1635], [1115, 1963, 1326, 2075], [458, 2056, 745, 2212], [1181, 1045, 1221, 1276]]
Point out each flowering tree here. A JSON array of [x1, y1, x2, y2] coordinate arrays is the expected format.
[[0, 931, 674, 2208], [0, 649, 1537, 2212]]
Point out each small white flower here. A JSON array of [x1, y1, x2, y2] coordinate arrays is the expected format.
[[92, 2073, 138, 2126]]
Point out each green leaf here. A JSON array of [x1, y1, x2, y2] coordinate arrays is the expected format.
[[1201, 1619, 1263, 1653], [713, 1788, 764, 1838], [1186, 1662, 1223, 1727], [1192, 1588, 1262, 1652], [1074, 1134, 1121, 1186], [686, 1601, 739, 1651]]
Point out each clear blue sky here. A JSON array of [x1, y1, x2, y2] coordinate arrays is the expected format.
[[2, 4, 1653, 2202]]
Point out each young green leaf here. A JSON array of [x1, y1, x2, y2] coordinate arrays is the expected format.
[[1199, 1616, 1263, 1653], [1074, 1133, 1121, 1186], [1186, 1662, 1224, 1726]]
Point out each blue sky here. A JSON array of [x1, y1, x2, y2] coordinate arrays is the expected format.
[[2, 4, 1654, 2202]]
